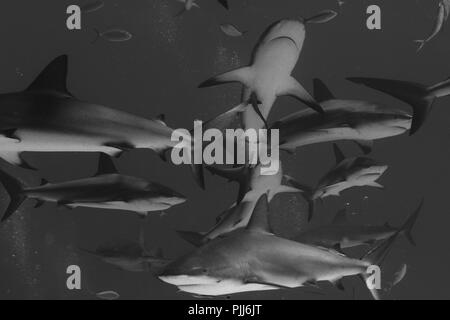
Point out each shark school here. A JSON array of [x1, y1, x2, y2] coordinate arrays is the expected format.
[[170, 120, 280, 176]]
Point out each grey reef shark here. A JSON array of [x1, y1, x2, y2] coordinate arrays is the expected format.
[[0, 154, 186, 222], [177, 161, 303, 245], [286, 143, 388, 221], [0, 55, 204, 187], [198, 11, 338, 129], [347, 76, 450, 135], [294, 200, 422, 252], [80, 228, 171, 273], [272, 79, 413, 155], [159, 194, 401, 299]]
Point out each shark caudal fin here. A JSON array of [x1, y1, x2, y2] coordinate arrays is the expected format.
[[360, 231, 402, 300], [0, 167, 27, 223], [399, 199, 423, 246], [284, 175, 315, 221], [176, 230, 205, 247], [414, 40, 426, 52], [346, 77, 450, 135]]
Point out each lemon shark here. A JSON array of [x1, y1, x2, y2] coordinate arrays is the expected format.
[[160, 194, 400, 299], [0, 55, 203, 187], [295, 201, 421, 251], [198, 12, 338, 129], [286, 144, 388, 221], [347, 76, 450, 135], [177, 162, 303, 245], [0, 154, 186, 222], [272, 79, 413, 154]]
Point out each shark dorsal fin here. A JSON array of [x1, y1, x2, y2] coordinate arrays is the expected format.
[[333, 144, 346, 164], [332, 208, 348, 225], [313, 79, 335, 102], [26, 55, 72, 96], [246, 194, 272, 233], [96, 154, 118, 176]]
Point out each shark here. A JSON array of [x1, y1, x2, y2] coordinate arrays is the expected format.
[[177, 161, 302, 245], [0, 154, 186, 222], [198, 12, 338, 129], [294, 201, 421, 251], [347, 76, 450, 135], [286, 144, 388, 221], [272, 79, 413, 154], [80, 227, 171, 273], [159, 194, 400, 299], [0, 55, 203, 187]]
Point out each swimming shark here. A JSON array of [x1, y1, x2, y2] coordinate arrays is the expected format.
[[0, 55, 203, 187], [347, 76, 450, 135], [272, 79, 413, 154], [177, 161, 303, 244], [294, 200, 421, 251], [0, 154, 186, 222], [160, 194, 399, 299], [80, 227, 171, 273], [286, 144, 388, 220], [199, 12, 338, 129]]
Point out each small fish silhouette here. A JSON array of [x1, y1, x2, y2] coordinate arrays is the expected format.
[[92, 28, 133, 44], [220, 24, 246, 37]]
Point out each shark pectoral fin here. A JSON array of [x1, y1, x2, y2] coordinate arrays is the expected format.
[[367, 182, 384, 189], [95, 153, 118, 176], [313, 79, 335, 103], [1, 129, 21, 142], [278, 77, 324, 115], [314, 79, 336, 103], [26, 55, 73, 97], [332, 144, 346, 164], [244, 277, 291, 290], [103, 142, 135, 158], [354, 140, 373, 155], [198, 66, 253, 88]]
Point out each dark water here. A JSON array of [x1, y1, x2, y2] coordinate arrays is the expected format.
[[0, 0, 449, 300]]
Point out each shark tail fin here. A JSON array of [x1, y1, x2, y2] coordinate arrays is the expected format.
[[400, 199, 423, 247], [414, 40, 426, 52], [284, 175, 315, 221], [347, 77, 436, 135], [0, 167, 27, 223], [360, 231, 402, 300], [176, 230, 205, 247]]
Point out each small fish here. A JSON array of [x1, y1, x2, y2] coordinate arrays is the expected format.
[[175, 0, 200, 17], [92, 28, 133, 44], [81, 0, 105, 13], [220, 24, 246, 37], [415, 2, 446, 52], [392, 264, 408, 287], [96, 291, 120, 300]]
